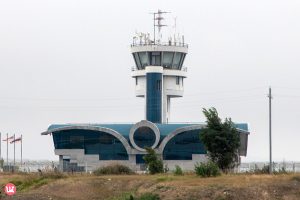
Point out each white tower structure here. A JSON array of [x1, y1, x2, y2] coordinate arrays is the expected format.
[[131, 10, 188, 123]]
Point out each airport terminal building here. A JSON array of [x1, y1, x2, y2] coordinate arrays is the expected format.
[[41, 11, 249, 172]]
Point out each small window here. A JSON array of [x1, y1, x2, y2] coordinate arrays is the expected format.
[[182, 77, 184, 86], [136, 77, 138, 85], [157, 80, 161, 90], [176, 76, 180, 85]]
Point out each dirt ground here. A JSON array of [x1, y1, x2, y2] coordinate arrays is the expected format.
[[1, 173, 300, 200]]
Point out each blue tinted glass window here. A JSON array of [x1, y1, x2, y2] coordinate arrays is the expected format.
[[163, 130, 206, 160], [53, 129, 128, 160], [133, 126, 156, 149], [146, 73, 162, 123], [136, 154, 146, 164]]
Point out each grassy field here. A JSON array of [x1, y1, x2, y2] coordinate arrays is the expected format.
[[1, 172, 300, 200]]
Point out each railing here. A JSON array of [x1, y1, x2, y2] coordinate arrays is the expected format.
[[131, 41, 188, 48], [131, 66, 188, 72], [238, 162, 300, 173]]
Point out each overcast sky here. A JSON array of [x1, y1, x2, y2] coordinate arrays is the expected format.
[[0, 0, 299, 162]]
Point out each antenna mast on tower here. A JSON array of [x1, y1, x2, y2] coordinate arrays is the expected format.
[[150, 10, 170, 44]]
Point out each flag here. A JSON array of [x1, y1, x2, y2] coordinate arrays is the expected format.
[[10, 137, 22, 144], [2, 136, 14, 141]]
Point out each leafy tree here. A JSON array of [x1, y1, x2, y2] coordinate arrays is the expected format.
[[143, 147, 163, 174], [200, 107, 240, 172]]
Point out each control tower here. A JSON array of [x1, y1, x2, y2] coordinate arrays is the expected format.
[[131, 10, 188, 123], [41, 10, 250, 172]]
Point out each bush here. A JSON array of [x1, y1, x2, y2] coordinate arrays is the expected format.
[[93, 164, 133, 175], [139, 193, 160, 200], [125, 193, 160, 200], [195, 161, 221, 177], [143, 148, 163, 174], [173, 165, 183, 176]]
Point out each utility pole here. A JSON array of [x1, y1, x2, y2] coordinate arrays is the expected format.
[[268, 87, 273, 174]]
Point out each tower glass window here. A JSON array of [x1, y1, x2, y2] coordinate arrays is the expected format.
[[133, 53, 142, 69], [150, 52, 161, 66], [162, 52, 174, 68], [173, 52, 183, 69], [179, 54, 186, 69], [138, 52, 150, 68]]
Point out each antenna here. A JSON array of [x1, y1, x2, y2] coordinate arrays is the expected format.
[[150, 9, 170, 44], [173, 17, 177, 33]]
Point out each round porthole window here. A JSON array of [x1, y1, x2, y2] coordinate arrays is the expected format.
[[133, 126, 156, 149], [129, 120, 160, 151]]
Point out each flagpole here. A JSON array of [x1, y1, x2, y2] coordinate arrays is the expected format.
[[13, 134, 15, 168], [0, 132, 1, 160], [6, 133, 8, 166], [21, 135, 23, 167]]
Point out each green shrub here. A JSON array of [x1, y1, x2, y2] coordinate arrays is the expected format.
[[195, 161, 221, 177], [139, 193, 160, 200], [125, 193, 160, 200], [143, 148, 163, 174], [173, 165, 183, 176], [93, 164, 133, 175]]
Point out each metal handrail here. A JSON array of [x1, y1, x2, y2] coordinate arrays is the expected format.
[[131, 42, 188, 48], [131, 67, 187, 72]]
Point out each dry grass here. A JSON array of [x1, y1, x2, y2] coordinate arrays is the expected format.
[[1, 173, 300, 200]]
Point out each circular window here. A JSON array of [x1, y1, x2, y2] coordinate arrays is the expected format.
[[129, 120, 160, 152], [133, 127, 156, 149]]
